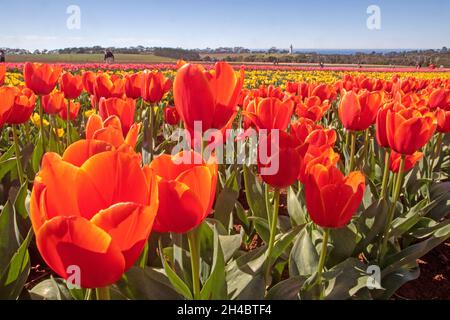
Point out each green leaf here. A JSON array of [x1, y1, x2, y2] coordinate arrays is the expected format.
[[323, 258, 370, 300], [158, 240, 193, 300], [0, 159, 16, 181], [289, 226, 319, 276], [219, 233, 243, 263], [116, 266, 183, 300], [226, 246, 266, 300], [214, 170, 240, 229], [200, 227, 227, 300], [271, 223, 305, 262], [266, 276, 306, 300], [287, 186, 307, 226], [0, 201, 21, 272], [354, 199, 388, 255], [242, 165, 266, 220], [372, 265, 420, 300], [328, 225, 358, 266], [29, 277, 72, 300], [0, 229, 33, 300], [247, 216, 270, 243], [382, 222, 450, 274], [32, 134, 44, 173]]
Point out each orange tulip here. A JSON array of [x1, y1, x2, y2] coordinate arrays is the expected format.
[[290, 118, 336, 147], [60, 72, 83, 100], [141, 70, 172, 103], [125, 72, 143, 99], [30, 149, 158, 288], [174, 62, 244, 134], [244, 97, 294, 131], [99, 97, 136, 135], [82, 71, 96, 96], [24, 62, 62, 95], [1, 87, 36, 126], [0, 64, 5, 86], [258, 131, 301, 188], [436, 108, 450, 133], [86, 114, 140, 150], [428, 88, 450, 110], [59, 101, 80, 121], [94, 73, 125, 99], [0, 86, 19, 127], [147, 151, 217, 234], [338, 89, 383, 131], [295, 96, 331, 122], [42, 91, 65, 115], [297, 143, 340, 183], [385, 107, 437, 155], [304, 164, 365, 228], [390, 150, 423, 173], [375, 104, 391, 148]]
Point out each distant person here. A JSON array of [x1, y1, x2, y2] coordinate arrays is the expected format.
[[104, 50, 115, 64], [0, 50, 5, 63], [319, 62, 324, 68], [416, 63, 422, 70]]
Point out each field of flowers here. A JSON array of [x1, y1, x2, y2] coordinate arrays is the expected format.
[[0, 61, 449, 300]]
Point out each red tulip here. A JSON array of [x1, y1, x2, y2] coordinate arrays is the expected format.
[[30, 149, 158, 288], [2, 87, 36, 125], [244, 97, 294, 131], [99, 97, 136, 135], [174, 62, 244, 135], [386, 107, 437, 155], [141, 70, 172, 103], [59, 101, 80, 121], [24, 62, 62, 95], [42, 91, 65, 115], [85, 114, 140, 150], [147, 151, 217, 234], [436, 108, 450, 133], [94, 73, 125, 99], [290, 118, 336, 147], [125, 72, 143, 99], [390, 150, 423, 173], [295, 96, 331, 122], [60, 72, 83, 99], [164, 105, 180, 126], [258, 131, 301, 188], [304, 164, 365, 228], [82, 71, 96, 96], [339, 89, 383, 131]]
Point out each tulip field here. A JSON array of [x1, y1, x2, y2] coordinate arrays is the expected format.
[[0, 61, 449, 301]]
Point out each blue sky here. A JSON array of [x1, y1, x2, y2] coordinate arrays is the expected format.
[[0, 0, 449, 50]]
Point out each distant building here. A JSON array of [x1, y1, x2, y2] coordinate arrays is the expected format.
[[289, 44, 294, 55]]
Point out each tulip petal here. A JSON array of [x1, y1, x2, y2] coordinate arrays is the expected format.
[[36, 216, 125, 288], [91, 203, 157, 270]]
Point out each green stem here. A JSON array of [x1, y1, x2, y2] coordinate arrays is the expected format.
[[363, 128, 370, 163], [379, 155, 406, 263], [380, 148, 391, 199], [265, 188, 280, 282], [187, 227, 201, 300], [95, 287, 111, 300], [316, 228, 330, 300], [66, 99, 71, 147], [51, 116, 61, 154], [138, 242, 149, 269], [84, 289, 92, 300], [12, 125, 25, 185], [38, 96, 46, 152], [148, 104, 154, 161], [348, 131, 356, 173]]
